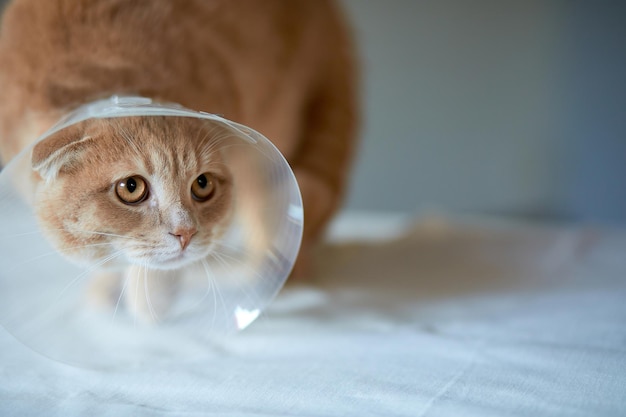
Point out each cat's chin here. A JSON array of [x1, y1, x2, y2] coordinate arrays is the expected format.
[[133, 251, 206, 271]]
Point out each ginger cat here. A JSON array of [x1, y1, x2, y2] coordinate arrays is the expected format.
[[0, 0, 358, 320], [0, 0, 357, 278]]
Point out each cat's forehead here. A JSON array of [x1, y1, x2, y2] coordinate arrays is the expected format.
[[94, 116, 230, 177]]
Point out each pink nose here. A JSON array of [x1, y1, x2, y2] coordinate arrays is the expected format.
[[170, 227, 197, 250]]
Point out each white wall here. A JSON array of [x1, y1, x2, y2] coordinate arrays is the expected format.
[[341, 0, 626, 223]]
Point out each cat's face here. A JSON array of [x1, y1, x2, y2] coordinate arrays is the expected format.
[[31, 116, 234, 270]]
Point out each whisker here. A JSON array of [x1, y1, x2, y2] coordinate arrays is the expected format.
[[112, 267, 131, 322], [0, 227, 139, 242], [176, 260, 213, 318], [202, 142, 252, 156], [0, 228, 65, 239], [59, 227, 150, 242], [205, 260, 220, 333], [197, 125, 233, 150], [210, 251, 262, 306], [71, 230, 136, 240], [143, 263, 159, 323], [5, 242, 121, 273], [213, 240, 253, 257], [197, 132, 239, 160], [211, 247, 263, 281], [55, 250, 124, 301], [117, 122, 144, 158], [133, 264, 141, 328], [201, 258, 223, 332]]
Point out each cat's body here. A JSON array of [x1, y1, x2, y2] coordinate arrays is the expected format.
[[0, 0, 358, 306]]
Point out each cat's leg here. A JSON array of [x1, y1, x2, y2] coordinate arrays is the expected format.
[[228, 43, 357, 279], [221, 140, 280, 275], [123, 265, 180, 323], [290, 29, 359, 278], [86, 269, 123, 310]]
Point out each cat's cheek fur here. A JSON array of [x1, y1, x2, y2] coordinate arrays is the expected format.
[[34, 180, 104, 266]]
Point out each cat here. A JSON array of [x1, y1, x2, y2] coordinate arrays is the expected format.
[[0, 0, 358, 320], [31, 115, 239, 319]]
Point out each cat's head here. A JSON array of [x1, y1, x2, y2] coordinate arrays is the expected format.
[[31, 116, 234, 270]]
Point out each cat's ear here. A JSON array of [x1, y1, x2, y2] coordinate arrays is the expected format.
[[31, 124, 95, 181]]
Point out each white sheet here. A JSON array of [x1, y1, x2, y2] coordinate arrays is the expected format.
[[1, 212, 625, 416]]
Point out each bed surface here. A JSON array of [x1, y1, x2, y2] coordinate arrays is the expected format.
[[1, 212, 625, 416]]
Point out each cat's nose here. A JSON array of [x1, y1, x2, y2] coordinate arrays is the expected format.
[[170, 227, 197, 250]]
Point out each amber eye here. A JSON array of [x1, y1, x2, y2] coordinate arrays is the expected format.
[[115, 176, 149, 204], [191, 173, 216, 202]]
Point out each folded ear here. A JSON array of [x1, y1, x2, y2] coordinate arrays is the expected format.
[[31, 123, 95, 181]]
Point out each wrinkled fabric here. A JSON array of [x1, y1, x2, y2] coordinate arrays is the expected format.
[[1, 213, 625, 416]]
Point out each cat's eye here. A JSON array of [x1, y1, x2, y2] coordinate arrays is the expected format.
[[191, 173, 216, 202], [115, 176, 149, 204]]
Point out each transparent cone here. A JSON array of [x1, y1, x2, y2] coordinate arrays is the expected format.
[[0, 96, 303, 368]]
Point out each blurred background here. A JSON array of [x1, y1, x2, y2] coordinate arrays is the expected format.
[[1, 0, 624, 224], [341, 0, 626, 224]]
